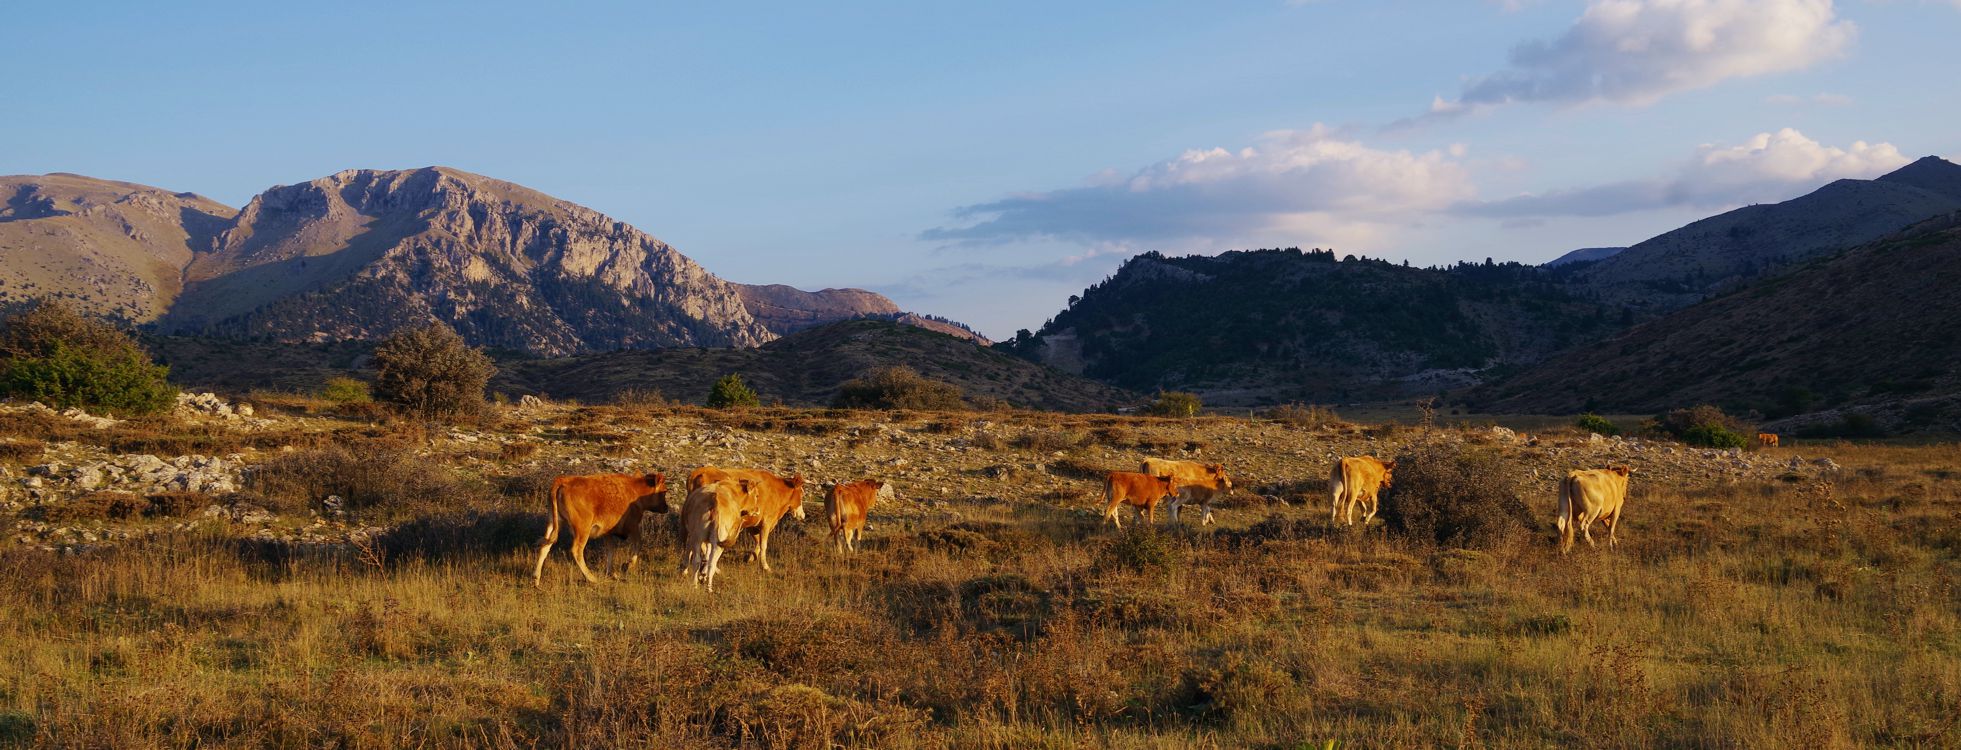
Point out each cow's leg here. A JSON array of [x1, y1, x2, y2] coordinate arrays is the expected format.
[[703, 544, 722, 592], [756, 523, 775, 573], [1605, 510, 1621, 548], [1581, 512, 1598, 548], [1200, 502, 1215, 527], [1362, 492, 1380, 526], [571, 529, 602, 584]]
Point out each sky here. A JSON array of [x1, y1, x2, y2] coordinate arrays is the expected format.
[[5, 0, 1959, 339]]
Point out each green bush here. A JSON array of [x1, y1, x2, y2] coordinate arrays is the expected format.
[[1649, 405, 1752, 448], [1147, 391, 1202, 418], [0, 302, 176, 416], [1381, 439, 1536, 549], [832, 367, 966, 410], [372, 325, 495, 423], [707, 374, 760, 409], [1574, 413, 1620, 436], [320, 376, 372, 404]]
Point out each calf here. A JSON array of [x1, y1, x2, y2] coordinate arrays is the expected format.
[[826, 479, 889, 553], [532, 472, 668, 587], [1103, 471, 1177, 528], [682, 480, 754, 593], [688, 466, 807, 572], [1330, 456, 1394, 527], [1142, 458, 1233, 526], [1557, 466, 1632, 554]]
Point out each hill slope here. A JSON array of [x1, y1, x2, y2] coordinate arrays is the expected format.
[[1004, 249, 1620, 405], [1473, 217, 1961, 431], [497, 319, 1126, 410], [0, 174, 232, 320], [1575, 157, 1961, 310], [162, 167, 772, 354]]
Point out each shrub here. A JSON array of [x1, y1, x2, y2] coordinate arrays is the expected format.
[[1147, 391, 1203, 418], [832, 367, 967, 410], [1575, 413, 1620, 436], [1380, 439, 1536, 549], [1648, 405, 1751, 448], [1681, 423, 1749, 449], [320, 376, 372, 404], [371, 325, 495, 424], [706, 374, 760, 409], [1262, 403, 1346, 429], [247, 445, 474, 517], [0, 301, 177, 416]]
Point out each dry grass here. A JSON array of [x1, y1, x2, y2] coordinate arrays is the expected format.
[[0, 409, 1956, 748]]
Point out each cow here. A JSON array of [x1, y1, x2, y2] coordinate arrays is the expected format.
[[1142, 458, 1233, 526], [532, 472, 669, 587], [1102, 471, 1178, 528], [825, 479, 890, 553], [1556, 466, 1632, 554], [1756, 433, 1780, 448], [687, 466, 807, 572], [682, 479, 754, 593], [1329, 456, 1395, 527]]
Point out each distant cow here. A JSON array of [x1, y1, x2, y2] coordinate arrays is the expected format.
[[826, 479, 890, 553], [1142, 458, 1233, 526], [1330, 456, 1395, 527], [682, 479, 754, 593], [532, 472, 669, 587], [1756, 433, 1780, 448], [1557, 466, 1632, 554], [1102, 471, 1177, 528], [688, 466, 807, 572]]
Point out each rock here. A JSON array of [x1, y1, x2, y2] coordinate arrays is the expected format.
[[1490, 426, 1517, 440], [236, 403, 254, 417], [1587, 433, 1605, 444], [518, 394, 547, 409], [1812, 458, 1841, 472]]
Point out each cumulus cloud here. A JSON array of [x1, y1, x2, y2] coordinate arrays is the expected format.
[[1463, 128, 1907, 218], [1435, 0, 1854, 114], [923, 125, 1475, 247]]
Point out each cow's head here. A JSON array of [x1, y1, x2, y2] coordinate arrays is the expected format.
[[1611, 465, 1632, 477], [1155, 475, 1177, 494], [1207, 463, 1232, 491], [644, 472, 671, 513], [1381, 459, 1397, 487], [788, 474, 808, 521]]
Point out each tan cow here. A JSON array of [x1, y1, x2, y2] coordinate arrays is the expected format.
[[1102, 471, 1178, 528], [682, 479, 754, 592], [1556, 466, 1632, 554], [1142, 458, 1232, 526], [1329, 456, 1394, 527], [1756, 432, 1780, 448], [532, 472, 669, 587], [825, 479, 890, 553], [688, 466, 807, 572]]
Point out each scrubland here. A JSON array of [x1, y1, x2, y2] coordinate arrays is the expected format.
[[0, 401, 1955, 748]]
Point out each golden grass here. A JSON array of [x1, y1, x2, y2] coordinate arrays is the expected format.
[[0, 411, 1956, 748]]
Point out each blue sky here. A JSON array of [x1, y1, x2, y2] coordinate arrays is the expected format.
[[6, 1, 1959, 338]]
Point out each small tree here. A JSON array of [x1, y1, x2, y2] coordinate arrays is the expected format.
[[1648, 405, 1749, 448], [320, 376, 372, 404], [0, 301, 176, 416], [371, 324, 495, 423], [833, 366, 966, 410], [1575, 413, 1620, 436], [707, 374, 760, 409], [1147, 391, 1202, 418]]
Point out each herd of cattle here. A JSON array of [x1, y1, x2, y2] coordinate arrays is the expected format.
[[532, 451, 1641, 592]]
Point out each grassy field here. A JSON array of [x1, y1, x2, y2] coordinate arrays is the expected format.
[[1, 403, 1956, 748]]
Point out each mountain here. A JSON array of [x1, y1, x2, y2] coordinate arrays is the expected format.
[[732, 284, 991, 344], [495, 319, 1121, 410], [0, 174, 232, 321], [1543, 246, 1625, 267], [1574, 157, 1961, 310], [159, 167, 773, 355], [1002, 248, 1620, 405], [1471, 215, 1961, 432]]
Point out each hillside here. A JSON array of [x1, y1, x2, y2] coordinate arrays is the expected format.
[[0, 174, 232, 321], [1003, 248, 1620, 405], [1473, 217, 1961, 432], [734, 284, 990, 344], [1543, 246, 1624, 267], [497, 319, 1126, 410], [1575, 157, 1961, 310]]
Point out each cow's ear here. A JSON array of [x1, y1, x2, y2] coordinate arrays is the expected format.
[[1384, 460, 1397, 471], [1616, 465, 1633, 476], [874, 481, 887, 491], [792, 474, 805, 487], [738, 479, 753, 493]]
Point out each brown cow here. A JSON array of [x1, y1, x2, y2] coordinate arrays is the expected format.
[[687, 466, 807, 572], [825, 479, 889, 553], [682, 479, 754, 592], [1102, 471, 1178, 528], [532, 472, 669, 587], [1756, 432, 1780, 448], [1142, 458, 1232, 526], [1329, 456, 1394, 527], [1557, 466, 1632, 554]]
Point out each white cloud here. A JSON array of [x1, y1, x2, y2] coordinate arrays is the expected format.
[[1463, 128, 1907, 217], [1438, 0, 1855, 113], [923, 125, 1475, 247]]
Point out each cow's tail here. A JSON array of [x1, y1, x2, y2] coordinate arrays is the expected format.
[[828, 493, 846, 541], [1556, 475, 1575, 553], [541, 480, 564, 546]]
